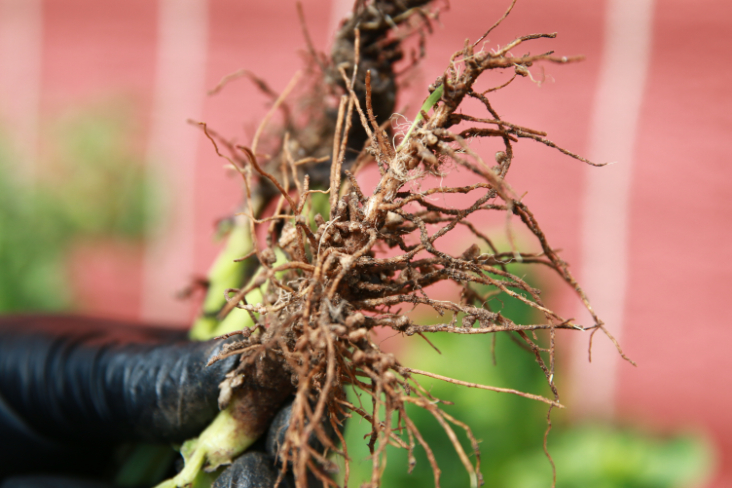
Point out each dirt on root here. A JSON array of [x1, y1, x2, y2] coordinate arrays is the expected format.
[[200, 1, 633, 487]]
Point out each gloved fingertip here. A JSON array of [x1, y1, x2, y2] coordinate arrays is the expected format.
[[211, 451, 290, 488], [265, 401, 293, 460], [265, 399, 340, 464]]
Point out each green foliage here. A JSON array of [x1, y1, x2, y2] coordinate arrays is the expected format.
[[0, 156, 69, 311], [0, 100, 154, 313], [47, 103, 154, 239], [503, 425, 712, 488]]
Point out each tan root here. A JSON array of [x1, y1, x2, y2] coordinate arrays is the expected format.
[[200, 1, 632, 487]]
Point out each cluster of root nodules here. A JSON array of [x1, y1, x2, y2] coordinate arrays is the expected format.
[[204, 6, 634, 488]]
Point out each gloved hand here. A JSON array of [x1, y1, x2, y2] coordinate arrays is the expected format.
[[0, 315, 309, 488]]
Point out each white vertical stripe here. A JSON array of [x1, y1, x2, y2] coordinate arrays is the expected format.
[[0, 0, 42, 180], [141, 0, 208, 323], [328, 0, 352, 45], [571, 0, 655, 417]]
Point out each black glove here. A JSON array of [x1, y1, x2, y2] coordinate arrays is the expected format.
[[0, 315, 307, 488]]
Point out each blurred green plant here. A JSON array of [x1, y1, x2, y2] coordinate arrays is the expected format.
[[0, 152, 69, 312], [0, 100, 154, 313], [46, 101, 153, 239], [503, 424, 712, 488], [341, 257, 712, 487]]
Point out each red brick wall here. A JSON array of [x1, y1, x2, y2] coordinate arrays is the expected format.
[[0, 0, 729, 484]]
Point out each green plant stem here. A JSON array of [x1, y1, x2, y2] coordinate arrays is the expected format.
[[156, 195, 293, 487], [189, 221, 255, 341], [154, 402, 257, 488], [397, 84, 444, 150]]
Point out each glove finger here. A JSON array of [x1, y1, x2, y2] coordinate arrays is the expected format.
[[265, 398, 341, 465], [211, 452, 292, 488], [0, 316, 238, 445]]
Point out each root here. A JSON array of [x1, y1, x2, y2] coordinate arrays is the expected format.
[[190, 1, 632, 487]]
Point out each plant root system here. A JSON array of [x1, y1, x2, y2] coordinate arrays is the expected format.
[[196, 1, 633, 487]]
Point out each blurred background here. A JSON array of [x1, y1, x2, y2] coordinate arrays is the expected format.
[[0, 0, 729, 486]]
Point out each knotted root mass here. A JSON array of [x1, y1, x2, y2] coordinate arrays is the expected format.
[[200, 1, 633, 486]]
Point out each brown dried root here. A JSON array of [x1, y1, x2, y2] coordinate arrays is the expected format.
[[200, 1, 632, 487]]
